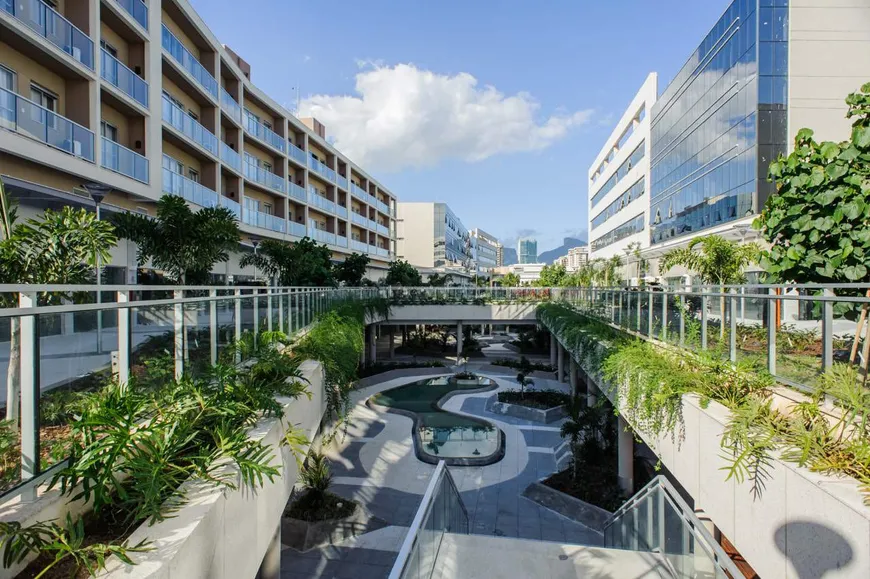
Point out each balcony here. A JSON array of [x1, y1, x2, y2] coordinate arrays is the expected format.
[[0, 87, 94, 162], [1, 0, 94, 69], [161, 24, 218, 99], [244, 111, 285, 153], [244, 162, 285, 193], [350, 239, 368, 253], [350, 212, 368, 227], [336, 175, 348, 190], [220, 142, 241, 173], [308, 189, 336, 214], [350, 182, 368, 201], [367, 218, 378, 231], [336, 205, 348, 219], [376, 223, 389, 237], [376, 199, 390, 215], [221, 195, 240, 219], [308, 157, 336, 182], [376, 247, 388, 257], [162, 94, 218, 156], [288, 220, 305, 237], [101, 48, 148, 108], [308, 226, 336, 246], [163, 166, 219, 208], [288, 181, 305, 202], [220, 87, 242, 125], [336, 235, 348, 248], [243, 207, 285, 233], [114, 0, 148, 30], [101, 137, 148, 183], [288, 142, 306, 165]]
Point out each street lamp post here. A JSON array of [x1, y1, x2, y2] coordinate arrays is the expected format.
[[83, 183, 111, 355]]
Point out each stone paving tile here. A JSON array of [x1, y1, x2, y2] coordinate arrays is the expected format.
[[280, 545, 395, 579]]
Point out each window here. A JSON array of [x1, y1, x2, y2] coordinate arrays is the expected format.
[[263, 162, 272, 173], [30, 83, 57, 112], [162, 154, 183, 174], [100, 40, 118, 58], [0, 65, 17, 92], [187, 109, 198, 121], [101, 121, 118, 142], [263, 120, 272, 131], [188, 168, 199, 183], [162, 90, 184, 110], [262, 202, 273, 215]]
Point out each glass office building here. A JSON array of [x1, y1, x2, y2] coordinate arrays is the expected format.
[[518, 238, 538, 264], [434, 203, 474, 269], [650, 0, 788, 245]]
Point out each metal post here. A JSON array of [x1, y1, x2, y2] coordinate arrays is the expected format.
[[267, 287, 273, 332], [253, 288, 260, 342], [822, 288, 834, 372], [661, 290, 668, 342], [647, 290, 654, 337], [117, 290, 130, 388], [95, 203, 102, 355], [729, 288, 738, 364], [174, 290, 184, 380], [457, 322, 463, 359], [679, 294, 686, 348], [209, 289, 218, 366], [700, 287, 708, 350], [767, 288, 777, 376], [618, 291, 623, 326], [234, 289, 242, 364], [19, 292, 40, 486], [278, 291, 284, 334], [289, 290, 294, 335]]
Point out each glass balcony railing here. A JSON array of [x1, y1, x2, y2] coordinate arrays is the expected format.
[[308, 189, 336, 214], [101, 137, 148, 183], [308, 156, 336, 182], [101, 48, 148, 108], [244, 112, 285, 152], [307, 226, 336, 246], [350, 182, 368, 201], [336, 235, 348, 248], [243, 207, 285, 233], [288, 220, 305, 237], [367, 218, 378, 231], [336, 205, 348, 219], [350, 212, 368, 227], [244, 162, 285, 193], [376, 223, 389, 236], [114, 0, 148, 30], [220, 87, 242, 124], [288, 181, 306, 202], [162, 95, 218, 156], [351, 240, 368, 253], [162, 166, 219, 208], [376, 247, 389, 257], [221, 195, 240, 219], [220, 142, 242, 173], [0, 87, 95, 162], [288, 142, 306, 165], [376, 199, 390, 215], [1, 0, 94, 69], [336, 175, 348, 190], [161, 24, 218, 98]]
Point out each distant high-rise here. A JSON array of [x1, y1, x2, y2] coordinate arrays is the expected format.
[[517, 238, 538, 264]]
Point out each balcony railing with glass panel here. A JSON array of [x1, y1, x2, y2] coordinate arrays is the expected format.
[[336, 175, 348, 190], [220, 87, 242, 125], [376, 223, 389, 237], [161, 24, 218, 98], [336, 205, 348, 219], [308, 157, 336, 182], [367, 219, 378, 231], [308, 189, 336, 214], [114, 0, 148, 30], [376, 199, 390, 215], [350, 182, 368, 201], [220, 142, 242, 173], [243, 207, 285, 233], [162, 95, 218, 156], [376, 247, 388, 257], [244, 162, 285, 193], [350, 212, 368, 227], [336, 235, 348, 248], [0, 87, 95, 162], [288, 181, 306, 202], [101, 49, 148, 108], [102, 137, 148, 183], [307, 226, 336, 246], [1, 0, 94, 69], [163, 166, 219, 208], [351, 239, 368, 253], [221, 195, 241, 219], [243, 112, 285, 153], [288, 142, 306, 165], [288, 220, 305, 237]]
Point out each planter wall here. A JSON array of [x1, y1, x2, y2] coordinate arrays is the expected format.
[[484, 395, 567, 424]]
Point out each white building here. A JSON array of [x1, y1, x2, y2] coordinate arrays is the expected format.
[[397, 202, 476, 273], [470, 228, 501, 275], [555, 246, 589, 272], [587, 73, 657, 269]]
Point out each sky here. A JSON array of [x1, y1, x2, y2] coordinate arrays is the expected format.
[[190, 0, 728, 254]]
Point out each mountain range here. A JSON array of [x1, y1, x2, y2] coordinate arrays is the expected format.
[[537, 237, 587, 264]]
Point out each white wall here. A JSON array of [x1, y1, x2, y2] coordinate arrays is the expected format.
[[397, 202, 435, 268]]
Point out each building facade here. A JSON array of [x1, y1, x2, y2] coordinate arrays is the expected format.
[[0, 0, 397, 282], [647, 0, 870, 259], [588, 73, 657, 263], [517, 237, 537, 264], [470, 228, 500, 274], [397, 202, 476, 273], [555, 246, 589, 273]]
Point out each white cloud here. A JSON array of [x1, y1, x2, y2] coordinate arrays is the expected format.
[[298, 63, 594, 172]]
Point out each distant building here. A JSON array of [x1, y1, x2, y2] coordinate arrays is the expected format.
[[494, 263, 546, 285], [555, 246, 589, 272], [496, 245, 504, 267], [517, 238, 538, 264], [397, 202, 476, 273], [470, 228, 501, 274]]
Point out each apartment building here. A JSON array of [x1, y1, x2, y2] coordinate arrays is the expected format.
[[646, 0, 870, 265], [588, 73, 657, 264], [470, 228, 500, 275], [517, 237, 537, 264], [555, 246, 589, 273], [0, 0, 397, 281], [397, 202, 476, 273]]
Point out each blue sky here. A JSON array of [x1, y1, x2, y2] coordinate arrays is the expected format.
[[191, 0, 727, 253]]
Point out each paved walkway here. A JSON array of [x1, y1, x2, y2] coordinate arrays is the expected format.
[[280, 369, 600, 579]]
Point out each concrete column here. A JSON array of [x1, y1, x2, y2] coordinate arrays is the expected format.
[[569, 358, 578, 398], [617, 416, 634, 495], [587, 375, 598, 407], [550, 334, 557, 366], [456, 322, 463, 358], [389, 327, 395, 359], [369, 324, 377, 363], [257, 522, 281, 579], [557, 344, 565, 383]]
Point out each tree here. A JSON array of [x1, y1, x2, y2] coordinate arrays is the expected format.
[[334, 253, 370, 286], [240, 237, 335, 287], [660, 235, 759, 338], [535, 264, 567, 287], [624, 241, 648, 280], [501, 272, 520, 287], [560, 398, 613, 481], [590, 256, 622, 287], [385, 259, 422, 286], [515, 372, 534, 397], [0, 178, 117, 424], [427, 273, 450, 287], [113, 195, 239, 284]]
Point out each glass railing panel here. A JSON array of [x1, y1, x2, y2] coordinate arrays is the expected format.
[[288, 220, 305, 237], [161, 95, 218, 155], [162, 166, 219, 208], [350, 212, 368, 227], [220, 142, 242, 173], [351, 240, 368, 253], [101, 137, 148, 183], [114, 0, 148, 30], [376, 223, 389, 236], [289, 142, 306, 164], [101, 49, 148, 107], [308, 190, 336, 214], [220, 195, 240, 219], [243, 208, 285, 233], [367, 219, 378, 231], [336, 205, 348, 219], [377, 200, 390, 214], [243, 113, 285, 152], [220, 87, 242, 124], [307, 227, 336, 246], [337, 175, 348, 190], [350, 182, 368, 200], [0, 88, 95, 161], [4, 0, 94, 69], [288, 181, 306, 202], [308, 157, 336, 181], [161, 24, 218, 98], [244, 163, 284, 193], [336, 235, 348, 248]]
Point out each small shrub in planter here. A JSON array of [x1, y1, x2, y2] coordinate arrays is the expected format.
[[497, 389, 569, 410], [286, 453, 356, 522]]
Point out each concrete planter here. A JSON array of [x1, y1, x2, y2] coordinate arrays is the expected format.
[[484, 395, 567, 424], [454, 378, 480, 386], [522, 480, 610, 533], [281, 503, 387, 552]]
